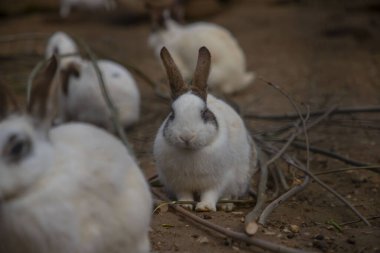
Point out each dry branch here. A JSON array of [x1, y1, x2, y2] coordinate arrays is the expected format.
[[152, 188, 313, 253], [279, 153, 371, 226], [245, 105, 380, 121]]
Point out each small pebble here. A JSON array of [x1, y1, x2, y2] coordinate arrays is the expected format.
[[289, 224, 300, 233], [313, 240, 328, 251], [224, 238, 232, 246], [203, 214, 212, 220], [315, 234, 324, 240], [197, 236, 209, 244], [287, 233, 295, 239], [232, 246, 240, 251]]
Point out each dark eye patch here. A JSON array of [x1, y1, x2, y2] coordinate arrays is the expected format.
[[163, 109, 175, 139], [3, 134, 32, 163], [168, 109, 175, 121], [201, 107, 218, 128]]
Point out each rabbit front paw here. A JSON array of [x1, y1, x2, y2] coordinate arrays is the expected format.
[[195, 201, 216, 212]]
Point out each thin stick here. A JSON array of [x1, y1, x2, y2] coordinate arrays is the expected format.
[[152, 188, 311, 253], [78, 39, 135, 156], [314, 165, 380, 175], [27, 61, 45, 105], [245, 129, 298, 231], [291, 141, 367, 166], [280, 154, 371, 226], [245, 106, 380, 121], [259, 162, 310, 225], [269, 167, 281, 199], [275, 166, 290, 190], [155, 199, 255, 207], [339, 216, 380, 226]]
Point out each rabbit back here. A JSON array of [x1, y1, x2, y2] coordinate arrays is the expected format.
[[0, 123, 151, 253], [149, 21, 253, 93], [64, 60, 140, 131]]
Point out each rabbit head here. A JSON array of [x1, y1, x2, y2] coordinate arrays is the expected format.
[[146, 0, 184, 31], [160, 46, 218, 150], [0, 57, 59, 202]]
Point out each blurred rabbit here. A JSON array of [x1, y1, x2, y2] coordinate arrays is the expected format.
[[45, 31, 141, 132], [45, 31, 81, 68], [60, 0, 117, 18], [153, 47, 258, 212], [0, 57, 152, 253], [147, 0, 255, 94]]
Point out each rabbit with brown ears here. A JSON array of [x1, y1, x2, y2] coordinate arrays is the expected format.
[[153, 46, 258, 212], [0, 57, 152, 253]]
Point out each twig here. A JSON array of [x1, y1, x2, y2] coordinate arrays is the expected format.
[[78, 39, 135, 156], [314, 165, 380, 175], [280, 153, 371, 226], [27, 60, 45, 105], [290, 141, 380, 174], [245, 105, 380, 121], [339, 216, 380, 226], [245, 128, 298, 231], [275, 167, 290, 190], [269, 167, 281, 199], [152, 188, 312, 253], [259, 162, 310, 225]]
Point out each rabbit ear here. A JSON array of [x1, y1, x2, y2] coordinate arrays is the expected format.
[[60, 62, 80, 96], [191, 47, 211, 102], [27, 56, 59, 124], [0, 82, 21, 119], [160, 47, 187, 100]]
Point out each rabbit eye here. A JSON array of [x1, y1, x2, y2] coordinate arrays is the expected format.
[[4, 134, 32, 163], [201, 108, 218, 127]]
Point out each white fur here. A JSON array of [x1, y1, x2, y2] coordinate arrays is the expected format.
[[45, 32, 140, 131], [153, 93, 258, 211], [0, 117, 152, 253], [62, 59, 141, 131], [149, 20, 255, 94], [45, 31, 81, 68], [60, 0, 116, 18]]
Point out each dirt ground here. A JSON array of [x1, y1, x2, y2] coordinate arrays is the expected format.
[[0, 0, 379, 252]]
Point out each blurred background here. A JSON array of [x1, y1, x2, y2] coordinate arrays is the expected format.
[[0, 1, 379, 252]]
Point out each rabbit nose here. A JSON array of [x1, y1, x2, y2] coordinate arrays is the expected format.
[[179, 134, 195, 144]]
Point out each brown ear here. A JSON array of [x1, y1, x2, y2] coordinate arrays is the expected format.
[[60, 62, 80, 96], [27, 56, 58, 121], [160, 47, 187, 100], [0, 82, 20, 119], [191, 47, 211, 102]]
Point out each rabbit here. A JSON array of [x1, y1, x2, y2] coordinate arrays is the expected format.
[[59, 59, 141, 132], [147, 2, 255, 94], [45, 32, 141, 132], [153, 46, 258, 212], [59, 0, 116, 18], [45, 31, 82, 68], [0, 56, 152, 253]]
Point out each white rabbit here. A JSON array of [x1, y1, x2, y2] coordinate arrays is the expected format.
[[59, 0, 116, 18], [0, 57, 152, 253], [45, 31, 81, 68], [147, 3, 255, 94], [153, 47, 258, 212], [45, 31, 141, 132], [60, 59, 141, 132]]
